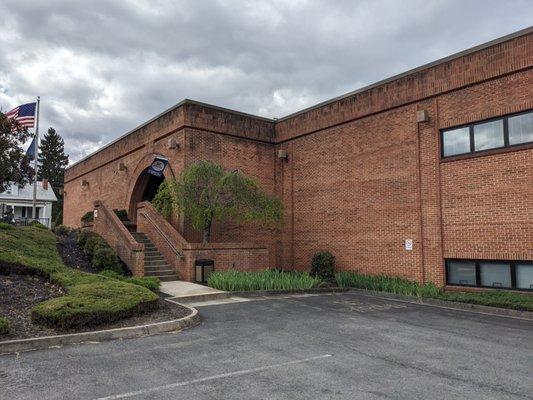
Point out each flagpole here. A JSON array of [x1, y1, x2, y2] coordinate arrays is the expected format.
[[32, 96, 40, 220]]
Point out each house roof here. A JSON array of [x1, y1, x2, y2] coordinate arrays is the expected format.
[[0, 182, 58, 202]]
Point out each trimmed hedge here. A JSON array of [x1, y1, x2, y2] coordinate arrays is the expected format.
[[0, 226, 158, 330], [0, 317, 9, 335], [99, 270, 161, 293]]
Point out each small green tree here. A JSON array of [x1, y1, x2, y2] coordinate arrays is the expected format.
[[153, 160, 283, 244]]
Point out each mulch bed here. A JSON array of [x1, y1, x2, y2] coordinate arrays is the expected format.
[[0, 232, 192, 341], [0, 273, 64, 339], [55, 231, 97, 273]]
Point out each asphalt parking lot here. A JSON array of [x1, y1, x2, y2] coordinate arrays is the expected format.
[[1, 291, 532, 400]]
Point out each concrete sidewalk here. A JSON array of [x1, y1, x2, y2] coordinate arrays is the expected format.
[[160, 281, 225, 298]]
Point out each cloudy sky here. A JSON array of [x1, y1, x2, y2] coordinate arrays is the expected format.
[[0, 0, 531, 162]]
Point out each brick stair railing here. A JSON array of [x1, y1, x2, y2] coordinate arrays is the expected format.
[[130, 232, 179, 281], [136, 201, 189, 279], [93, 201, 144, 276]]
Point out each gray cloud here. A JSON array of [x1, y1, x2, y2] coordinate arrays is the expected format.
[[0, 0, 531, 162]]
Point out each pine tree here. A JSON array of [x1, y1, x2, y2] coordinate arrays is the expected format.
[[38, 127, 69, 223]]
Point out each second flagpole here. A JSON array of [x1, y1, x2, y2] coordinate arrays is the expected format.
[[32, 96, 40, 220]]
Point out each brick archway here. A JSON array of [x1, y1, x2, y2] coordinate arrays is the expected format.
[[126, 153, 176, 223]]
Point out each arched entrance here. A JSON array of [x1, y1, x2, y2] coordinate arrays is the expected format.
[[128, 168, 165, 222], [125, 153, 177, 224], [141, 171, 165, 202]]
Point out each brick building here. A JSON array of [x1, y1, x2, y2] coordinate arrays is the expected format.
[[64, 28, 533, 290]]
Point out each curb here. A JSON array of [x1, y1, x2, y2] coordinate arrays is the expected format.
[[232, 287, 349, 298], [0, 302, 200, 355], [172, 286, 349, 303], [345, 288, 533, 320]]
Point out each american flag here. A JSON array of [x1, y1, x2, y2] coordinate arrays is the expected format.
[[5, 102, 37, 129]]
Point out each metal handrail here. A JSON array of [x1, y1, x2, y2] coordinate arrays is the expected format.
[[139, 211, 183, 258]]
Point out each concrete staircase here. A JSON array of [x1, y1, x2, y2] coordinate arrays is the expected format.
[[130, 232, 179, 281]]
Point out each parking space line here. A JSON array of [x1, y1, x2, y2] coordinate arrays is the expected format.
[[93, 354, 333, 400]]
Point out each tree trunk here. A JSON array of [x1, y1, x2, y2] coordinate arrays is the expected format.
[[202, 217, 212, 245]]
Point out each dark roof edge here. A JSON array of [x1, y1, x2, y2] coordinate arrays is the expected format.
[[67, 26, 532, 171], [66, 99, 276, 170], [277, 26, 533, 122]]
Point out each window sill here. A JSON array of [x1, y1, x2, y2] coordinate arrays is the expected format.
[[440, 141, 533, 163], [445, 285, 533, 294]]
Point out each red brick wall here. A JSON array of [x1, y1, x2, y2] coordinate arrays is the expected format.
[[276, 106, 423, 280], [64, 30, 533, 285]]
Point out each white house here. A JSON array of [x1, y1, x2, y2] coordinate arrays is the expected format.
[[0, 180, 58, 228]]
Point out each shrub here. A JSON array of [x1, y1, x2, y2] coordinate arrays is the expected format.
[[100, 270, 161, 293], [0, 222, 13, 230], [208, 269, 322, 291], [54, 224, 70, 236], [32, 280, 158, 329], [81, 211, 94, 223], [113, 209, 129, 221], [92, 247, 122, 273], [84, 235, 108, 257], [311, 251, 335, 280], [76, 230, 94, 247], [0, 316, 9, 335], [29, 220, 47, 229]]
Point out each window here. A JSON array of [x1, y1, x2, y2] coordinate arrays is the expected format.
[[442, 127, 470, 157], [479, 262, 511, 288], [446, 259, 533, 291], [473, 120, 504, 151], [508, 112, 533, 145], [516, 264, 533, 290], [447, 260, 476, 286], [441, 110, 533, 158]]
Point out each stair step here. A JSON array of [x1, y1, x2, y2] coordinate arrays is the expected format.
[[144, 251, 162, 256], [144, 255, 166, 261], [144, 271, 176, 278], [145, 270, 173, 275], [156, 275, 179, 282], [144, 261, 169, 266], [144, 266, 172, 272]]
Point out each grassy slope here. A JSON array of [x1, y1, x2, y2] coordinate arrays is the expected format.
[[336, 271, 533, 312], [0, 225, 158, 329]]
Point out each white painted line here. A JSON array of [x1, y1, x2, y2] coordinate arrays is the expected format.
[[94, 354, 332, 400]]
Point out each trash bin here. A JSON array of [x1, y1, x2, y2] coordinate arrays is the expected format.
[[195, 259, 214, 283]]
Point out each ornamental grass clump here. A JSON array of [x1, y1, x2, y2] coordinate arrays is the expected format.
[[335, 271, 441, 297], [207, 269, 322, 292], [335, 271, 533, 311]]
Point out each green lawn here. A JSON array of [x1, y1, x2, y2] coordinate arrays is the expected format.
[[336, 271, 533, 312], [0, 225, 158, 329]]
